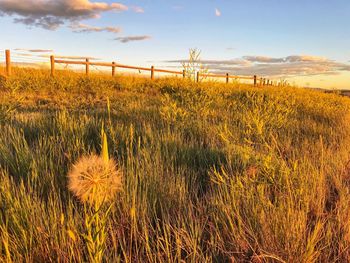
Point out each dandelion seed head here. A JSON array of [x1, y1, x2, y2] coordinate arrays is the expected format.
[[68, 154, 122, 205]]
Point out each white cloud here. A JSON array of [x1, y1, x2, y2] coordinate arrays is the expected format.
[[215, 8, 221, 17]]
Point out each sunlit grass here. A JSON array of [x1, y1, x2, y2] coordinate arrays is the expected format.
[[0, 67, 350, 262]]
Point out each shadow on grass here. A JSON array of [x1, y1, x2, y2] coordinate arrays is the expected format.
[[162, 140, 226, 196]]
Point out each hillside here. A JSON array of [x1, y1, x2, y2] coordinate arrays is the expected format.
[[1, 67, 350, 262]]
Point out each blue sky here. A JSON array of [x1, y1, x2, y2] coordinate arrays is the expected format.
[[0, 0, 350, 88]]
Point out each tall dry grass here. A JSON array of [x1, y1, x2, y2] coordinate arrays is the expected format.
[[0, 67, 350, 262]]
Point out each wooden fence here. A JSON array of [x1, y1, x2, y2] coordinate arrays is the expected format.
[[3, 49, 288, 87]]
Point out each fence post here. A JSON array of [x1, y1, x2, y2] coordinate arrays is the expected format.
[[112, 61, 116, 77], [182, 70, 186, 79], [254, 75, 257, 86], [5, 50, 11, 77], [260, 78, 263, 87], [85, 58, 89, 76], [226, 73, 229, 84], [196, 72, 200, 83], [50, 55, 55, 77], [151, 66, 154, 80], [226, 73, 230, 84]]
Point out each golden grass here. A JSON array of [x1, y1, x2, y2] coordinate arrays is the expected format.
[[0, 67, 350, 262]]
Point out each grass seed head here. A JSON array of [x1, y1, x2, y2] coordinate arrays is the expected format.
[[68, 154, 122, 206]]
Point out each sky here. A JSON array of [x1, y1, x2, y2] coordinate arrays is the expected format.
[[0, 0, 350, 89]]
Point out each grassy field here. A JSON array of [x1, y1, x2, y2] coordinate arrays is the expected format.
[[1, 67, 350, 262]]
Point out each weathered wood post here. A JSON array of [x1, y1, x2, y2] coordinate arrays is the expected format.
[[254, 75, 257, 86], [151, 66, 155, 80], [260, 78, 263, 87], [182, 70, 186, 79], [196, 72, 200, 83], [50, 55, 55, 77], [5, 50, 11, 77], [226, 73, 229, 84], [112, 61, 116, 77], [85, 58, 90, 76]]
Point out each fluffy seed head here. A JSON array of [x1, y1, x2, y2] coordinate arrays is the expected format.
[[68, 154, 122, 206]]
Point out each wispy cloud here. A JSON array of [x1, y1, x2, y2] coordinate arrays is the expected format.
[[166, 55, 350, 77], [0, 0, 128, 30], [115, 35, 152, 43], [14, 48, 53, 53], [70, 22, 122, 33], [131, 6, 144, 13], [39, 54, 101, 60], [166, 59, 251, 67], [243, 55, 328, 64], [172, 5, 184, 11], [215, 8, 221, 17]]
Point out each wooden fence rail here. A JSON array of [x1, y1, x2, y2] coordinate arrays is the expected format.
[[2, 49, 288, 87], [52, 56, 266, 86]]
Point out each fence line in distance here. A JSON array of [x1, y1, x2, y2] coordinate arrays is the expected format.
[[3, 49, 288, 87]]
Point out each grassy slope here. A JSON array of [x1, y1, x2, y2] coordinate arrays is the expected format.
[[1, 67, 350, 262]]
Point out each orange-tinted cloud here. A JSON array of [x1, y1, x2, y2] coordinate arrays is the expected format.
[[166, 55, 350, 77], [0, 0, 128, 30], [70, 22, 122, 33]]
